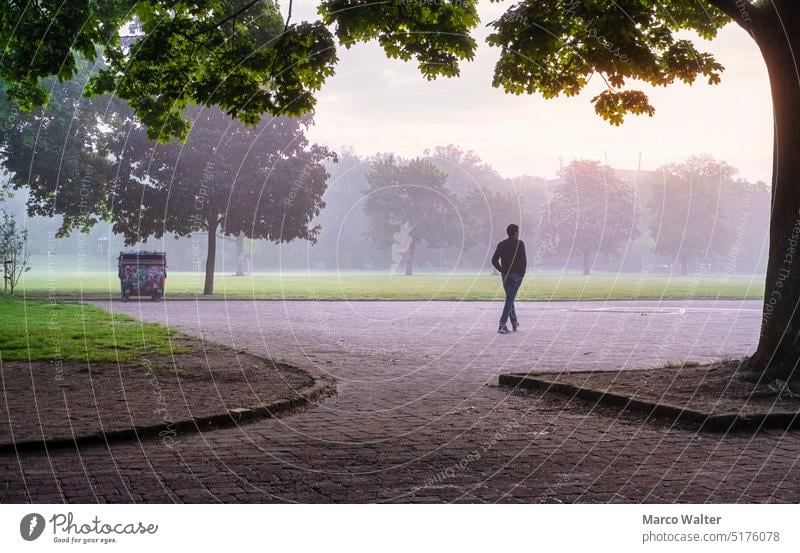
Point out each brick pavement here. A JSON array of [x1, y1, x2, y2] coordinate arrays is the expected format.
[[3, 298, 799, 503]]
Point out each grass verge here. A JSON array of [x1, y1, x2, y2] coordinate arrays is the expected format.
[[0, 297, 186, 362]]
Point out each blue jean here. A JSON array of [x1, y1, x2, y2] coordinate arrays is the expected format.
[[500, 272, 523, 325]]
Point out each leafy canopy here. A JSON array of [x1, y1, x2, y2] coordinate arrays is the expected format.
[[2, 1, 743, 135], [486, 0, 733, 124], [2, 0, 337, 142], [109, 105, 335, 245], [648, 155, 734, 260], [0, 58, 120, 235], [363, 155, 459, 250], [541, 160, 639, 256]]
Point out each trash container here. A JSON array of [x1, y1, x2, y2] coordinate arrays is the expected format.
[[118, 251, 167, 302]]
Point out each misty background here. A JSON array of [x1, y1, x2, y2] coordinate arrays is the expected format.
[[1, 145, 769, 278]]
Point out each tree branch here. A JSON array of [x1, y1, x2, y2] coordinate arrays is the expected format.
[[266, 0, 294, 104], [190, 0, 262, 39], [281, 0, 293, 34], [270, 0, 293, 63]]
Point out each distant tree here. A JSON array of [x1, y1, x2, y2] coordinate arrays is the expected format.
[[232, 234, 250, 276], [110, 107, 335, 294], [649, 156, 734, 275], [507, 174, 549, 262], [0, 210, 29, 295], [460, 188, 524, 270], [363, 156, 458, 275], [720, 179, 770, 274], [424, 145, 504, 196], [541, 160, 639, 275], [424, 146, 540, 270], [313, 150, 382, 269]]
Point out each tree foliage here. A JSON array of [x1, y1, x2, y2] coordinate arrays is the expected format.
[[541, 160, 639, 273], [0, 56, 335, 294], [111, 107, 332, 241], [2, 1, 752, 137], [110, 105, 335, 292], [649, 155, 734, 270], [363, 155, 459, 274], [313, 150, 380, 269], [424, 144, 505, 196], [460, 187, 523, 262], [2, 0, 337, 142], [0, 59, 119, 235], [486, 0, 733, 124], [320, 0, 479, 79], [422, 145, 527, 269]]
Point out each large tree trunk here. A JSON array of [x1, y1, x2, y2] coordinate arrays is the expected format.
[[747, 8, 800, 380], [405, 237, 417, 276], [204, 217, 218, 295], [582, 250, 591, 276]]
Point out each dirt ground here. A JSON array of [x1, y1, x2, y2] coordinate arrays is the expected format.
[[528, 362, 800, 417], [0, 338, 315, 446]]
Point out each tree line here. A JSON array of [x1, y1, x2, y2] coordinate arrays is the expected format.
[[0, 57, 769, 281], [355, 152, 768, 277]]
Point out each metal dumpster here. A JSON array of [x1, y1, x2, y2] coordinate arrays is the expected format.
[[118, 251, 167, 301]]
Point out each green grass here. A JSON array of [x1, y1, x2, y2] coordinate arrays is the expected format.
[[17, 270, 765, 301], [0, 297, 185, 362]]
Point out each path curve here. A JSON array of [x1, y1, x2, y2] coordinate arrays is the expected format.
[[3, 299, 800, 503]]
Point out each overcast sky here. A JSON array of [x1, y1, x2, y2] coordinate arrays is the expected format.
[[294, 1, 773, 182]]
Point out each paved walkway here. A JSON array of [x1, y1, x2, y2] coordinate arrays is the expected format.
[[3, 299, 799, 503]]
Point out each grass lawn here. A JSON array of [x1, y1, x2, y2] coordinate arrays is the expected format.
[[0, 297, 184, 362], [18, 270, 765, 301]]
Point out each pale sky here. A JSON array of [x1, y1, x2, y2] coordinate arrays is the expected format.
[[295, 1, 773, 182]]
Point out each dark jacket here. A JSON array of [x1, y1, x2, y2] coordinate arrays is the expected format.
[[492, 238, 527, 276]]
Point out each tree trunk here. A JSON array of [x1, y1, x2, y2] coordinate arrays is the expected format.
[[681, 254, 689, 276], [582, 250, 591, 275], [235, 234, 245, 277], [747, 10, 800, 380], [405, 237, 417, 276], [204, 217, 218, 295]]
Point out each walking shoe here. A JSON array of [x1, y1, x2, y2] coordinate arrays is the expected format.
[[512, 322, 519, 332], [498, 324, 511, 334]]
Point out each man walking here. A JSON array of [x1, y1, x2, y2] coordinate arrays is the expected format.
[[491, 224, 527, 334]]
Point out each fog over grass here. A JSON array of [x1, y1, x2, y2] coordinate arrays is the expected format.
[[20, 269, 764, 301]]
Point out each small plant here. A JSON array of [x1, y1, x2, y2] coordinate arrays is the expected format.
[[0, 210, 29, 295]]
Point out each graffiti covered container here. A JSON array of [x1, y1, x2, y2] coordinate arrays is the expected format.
[[118, 251, 167, 301]]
